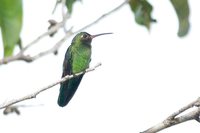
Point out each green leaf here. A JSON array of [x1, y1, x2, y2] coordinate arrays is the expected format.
[[0, 0, 23, 57], [129, 0, 156, 29], [170, 0, 190, 37], [66, 0, 77, 14]]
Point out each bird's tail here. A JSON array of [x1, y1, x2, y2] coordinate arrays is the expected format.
[[57, 75, 84, 107]]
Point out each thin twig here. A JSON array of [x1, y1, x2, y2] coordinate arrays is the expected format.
[[167, 98, 200, 120], [22, 22, 64, 52], [52, 0, 61, 14], [141, 97, 200, 133], [61, 0, 67, 20], [31, 31, 72, 60], [0, 22, 64, 65], [0, 63, 101, 109], [61, 0, 70, 33], [76, 0, 129, 33], [0, 0, 128, 65], [28, 0, 128, 61], [0, 2, 67, 65]]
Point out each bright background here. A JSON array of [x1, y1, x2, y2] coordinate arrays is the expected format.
[[0, 0, 200, 133]]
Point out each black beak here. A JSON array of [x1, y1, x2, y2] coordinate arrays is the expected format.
[[91, 32, 113, 39]]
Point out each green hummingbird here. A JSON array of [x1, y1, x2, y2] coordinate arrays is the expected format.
[[57, 32, 112, 107]]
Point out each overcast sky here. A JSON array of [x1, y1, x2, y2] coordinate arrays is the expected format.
[[0, 0, 200, 133]]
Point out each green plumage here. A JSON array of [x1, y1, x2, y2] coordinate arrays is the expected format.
[[57, 32, 112, 107]]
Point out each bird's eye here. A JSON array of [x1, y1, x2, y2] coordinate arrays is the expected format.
[[82, 34, 88, 39]]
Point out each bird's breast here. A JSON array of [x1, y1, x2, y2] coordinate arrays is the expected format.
[[72, 49, 91, 73]]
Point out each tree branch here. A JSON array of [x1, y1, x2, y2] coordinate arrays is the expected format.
[[141, 98, 200, 133], [0, 20, 65, 65], [0, 0, 128, 65], [0, 63, 101, 109], [76, 0, 129, 33], [30, 0, 128, 62]]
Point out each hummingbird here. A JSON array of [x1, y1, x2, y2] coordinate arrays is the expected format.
[[57, 32, 112, 107]]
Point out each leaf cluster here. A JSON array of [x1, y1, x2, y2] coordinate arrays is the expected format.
[[0, 0, 190, 57]]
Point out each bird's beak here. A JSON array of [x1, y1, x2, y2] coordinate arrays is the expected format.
[[91, 32, 113, 39]]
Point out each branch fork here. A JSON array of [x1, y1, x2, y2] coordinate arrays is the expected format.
[[141, 97, 200, 133]]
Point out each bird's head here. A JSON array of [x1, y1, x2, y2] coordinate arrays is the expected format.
[[72, 32, 113, 46]]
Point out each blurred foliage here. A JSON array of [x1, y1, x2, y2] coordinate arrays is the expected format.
[[0, 0, 191, 57], [65, 0, 78, 14], [0, 0, 22, 57], [170, 0, 190, 37], [128, 0, 190, 35], [3, 106, 20, 115], [129, 0, 156, 29]]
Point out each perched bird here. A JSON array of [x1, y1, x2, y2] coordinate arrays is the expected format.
[[58, 32, 112, 107]]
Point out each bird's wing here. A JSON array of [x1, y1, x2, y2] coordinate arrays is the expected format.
[[58, 45, 84, 107], [62, 45, 73, 77], [57, 45, 73, 107]]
